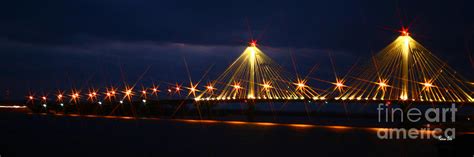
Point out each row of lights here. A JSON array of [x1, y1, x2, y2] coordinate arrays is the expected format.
[[28, 80, 299, 102], [195, 95, 316, 101], [193, 96, 465, 103], [28, 78, 448, 103], [39, 98, 149, 108], [29, 86, 163, 102], [332, 96, 459, 102]]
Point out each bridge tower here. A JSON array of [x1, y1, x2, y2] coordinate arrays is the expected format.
[[335, 29, 473, 103], [400, 31, 410, 100], [248, 42, 257, 99]]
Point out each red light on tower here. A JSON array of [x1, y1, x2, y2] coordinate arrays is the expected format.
[[399, 27, 410, 36], [249, 40, 257, 47]]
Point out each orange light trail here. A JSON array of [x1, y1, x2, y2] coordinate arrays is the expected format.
[[37, 112, 461, 134]]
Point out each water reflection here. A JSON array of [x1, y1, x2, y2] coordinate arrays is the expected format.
[[33, 113, 466, 137]]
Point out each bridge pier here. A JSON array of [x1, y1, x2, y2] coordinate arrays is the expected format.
[[191, 102, 216, 119], [246, 100, 256, 122]]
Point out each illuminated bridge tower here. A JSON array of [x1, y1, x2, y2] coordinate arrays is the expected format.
[[400, 30, 411, 100], [248, 42, 257, 99], [337, 29, 473, 103], [198, 41, 305, 100]]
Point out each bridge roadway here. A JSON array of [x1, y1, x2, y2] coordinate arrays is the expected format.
[[3, 98, 473, 114], [23, 97, 474, 107], [154, 98, 473, 106], [3, 98, 473, 120], [0, 98, 474, 106]]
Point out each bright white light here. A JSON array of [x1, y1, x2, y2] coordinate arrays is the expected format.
[[423, 82, 433, 88], [233, 85, 241, 89], [263, 83, 271, 89], [0, 105, 27, 109]]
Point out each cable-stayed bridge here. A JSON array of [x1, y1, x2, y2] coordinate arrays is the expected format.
[[25, 32, 474, 115]]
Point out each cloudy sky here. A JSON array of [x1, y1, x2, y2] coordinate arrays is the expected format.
[[0, 0, 473, 100]]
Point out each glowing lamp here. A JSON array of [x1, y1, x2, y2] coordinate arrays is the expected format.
[[233, 85, 241, 89], [423, 82, 433, 88], [263, 83, 272, 89], [249, 40, 257, 47], [400, 27, 410, 36]]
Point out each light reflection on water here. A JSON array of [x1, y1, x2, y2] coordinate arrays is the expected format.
[[35, 112, 416, 133], [7, 112, 451, 157]]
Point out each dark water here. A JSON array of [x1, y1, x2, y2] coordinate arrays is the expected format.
[[0, 113, 472, 157]]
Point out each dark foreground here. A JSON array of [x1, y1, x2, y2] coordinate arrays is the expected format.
[[1, 112, 473, 157]]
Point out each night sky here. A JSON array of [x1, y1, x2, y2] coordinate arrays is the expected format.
[[1, 0, 473, 100]]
